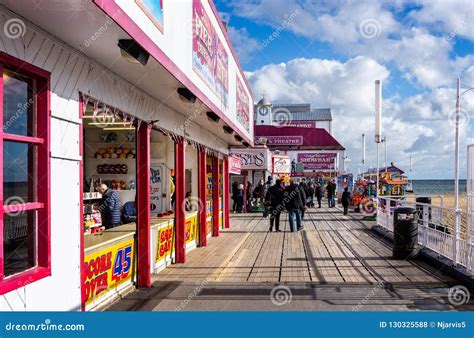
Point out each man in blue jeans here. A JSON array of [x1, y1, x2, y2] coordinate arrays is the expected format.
[[326, 180, 335, 208], [285, 180, 306, 232]]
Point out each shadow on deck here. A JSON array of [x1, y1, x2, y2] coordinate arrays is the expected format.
[[107, 208, 474, 311]]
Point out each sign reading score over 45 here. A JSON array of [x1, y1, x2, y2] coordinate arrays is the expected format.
[[83, 239, 134, 307]]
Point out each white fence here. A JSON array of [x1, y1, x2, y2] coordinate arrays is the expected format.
[[376, 195, 473, 275]]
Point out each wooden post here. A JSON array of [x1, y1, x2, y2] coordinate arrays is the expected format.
[[137, 123, 151, 287], [212, 156, 220, 236], [198, 149, 207, 247], [224, 156, 230, 228], [175, 141, 186, 263]]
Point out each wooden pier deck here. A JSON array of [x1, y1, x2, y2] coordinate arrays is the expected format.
[[107, 208, 473, 311]]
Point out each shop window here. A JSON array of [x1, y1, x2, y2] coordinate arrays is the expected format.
[[0, 52, 50, 295]]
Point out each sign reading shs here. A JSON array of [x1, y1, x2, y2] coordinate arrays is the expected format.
[[83, 239, 134, 307]]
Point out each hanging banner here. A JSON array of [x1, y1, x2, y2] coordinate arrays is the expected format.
[[273, 156, 291, 174], [83, 239, 135, 307], [236, 75, 250, 131], [297, 153, 337, 170], [229, 156, 242, 174], [193, 0, 229, 107]]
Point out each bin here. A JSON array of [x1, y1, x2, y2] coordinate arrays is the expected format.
[[393, 207, 418, 259]]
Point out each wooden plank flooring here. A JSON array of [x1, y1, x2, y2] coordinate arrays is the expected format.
[[156, 208, 451, 286]]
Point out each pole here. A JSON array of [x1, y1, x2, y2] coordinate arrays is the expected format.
[[454, 78, 461, 265], [362, 133, 366, 176], [376, 143, 380, 197], [375, 80, 382, 197], [384, 136, 387, 172]]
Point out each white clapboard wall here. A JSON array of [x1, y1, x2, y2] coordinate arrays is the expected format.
[[0, 4, 226, 311]]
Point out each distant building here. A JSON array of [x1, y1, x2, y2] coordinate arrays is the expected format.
[[254, 96, 332, 135]]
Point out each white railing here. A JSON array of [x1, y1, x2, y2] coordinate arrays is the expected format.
[[376, 195, 473, 274]]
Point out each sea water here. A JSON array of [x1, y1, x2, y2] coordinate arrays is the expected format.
[[411, 179, 467, 195]]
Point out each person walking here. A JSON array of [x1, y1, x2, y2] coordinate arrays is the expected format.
[[307, 182, 315, 208], [285, 180, 306, 232], [98, 183, 122, 229], [326, 181, 335, 208], [299, 182, 308, 220], [265, 179, 285, 232], [246, 181, 253, 212], [315, 183, 323, 208], [236, 183, 244, 213], [341, 187, 351, 215], [231, 181, 239, 212]]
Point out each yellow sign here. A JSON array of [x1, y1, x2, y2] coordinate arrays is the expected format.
[[83, 239, 134, 306], [185, 215, 197, 244], [156, 223, 174, 263]]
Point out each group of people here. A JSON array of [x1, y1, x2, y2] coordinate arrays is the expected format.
[[232, 177, 353, 232]]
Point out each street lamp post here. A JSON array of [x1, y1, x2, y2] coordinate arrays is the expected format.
[[454, 78, 473, 265], [382, 136, 387, 172], [375, 80, 382, 197]]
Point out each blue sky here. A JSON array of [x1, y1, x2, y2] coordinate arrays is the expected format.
[[215, 0, 473, 179]]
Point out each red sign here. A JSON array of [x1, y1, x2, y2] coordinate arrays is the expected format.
[[229, 156, 242, 174], [236, 75, 250, 132]]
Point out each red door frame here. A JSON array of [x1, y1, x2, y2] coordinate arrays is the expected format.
[[212, 156, 220, 236], [137, 123, 151, 287], [79, 96, 85, 311], [198, 149, 207, 247], [174, 141, 186, 263], [223, 156, 230, 228]]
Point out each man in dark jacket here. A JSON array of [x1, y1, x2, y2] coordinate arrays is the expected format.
[[265, 179, 285, 232], [315, 183, 323, 208], [341, 187, 351, 215], [98, 183, 122, 229], [285, 180, 306, 232], [326, 181, 335, 208]]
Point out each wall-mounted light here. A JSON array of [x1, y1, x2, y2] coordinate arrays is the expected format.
[[118, 39, 149, 66], [206, 111, 220, 123], [177, 87, 196, 103], [234, 135, 243, 142], [223, 125, 233, 134], [242, 141, 250, 147]]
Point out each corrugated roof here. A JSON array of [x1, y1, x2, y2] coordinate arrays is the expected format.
[[254, 104, 332, 121]]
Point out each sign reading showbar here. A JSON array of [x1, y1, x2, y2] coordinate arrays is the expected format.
[[297, 153, 336, 170], [258, 136, 304, 145]]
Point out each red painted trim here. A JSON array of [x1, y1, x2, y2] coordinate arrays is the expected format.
[[2, 202, 44, 214], [78, 94, 85, 311], [0, 267, 50, 295], [0, 53, 51, 295], [223, 156, 230, 228], [0, 63, 4, 280], [137, 123, 151, 287], [2, 133, 44, 144], [198, 149, 207, 247], [174, 141, 186, 263], [92, 0, 253, 146], [212, 156, 220, 236]]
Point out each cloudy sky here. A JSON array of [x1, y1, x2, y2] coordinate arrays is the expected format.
[[215, 0, 473, 179]]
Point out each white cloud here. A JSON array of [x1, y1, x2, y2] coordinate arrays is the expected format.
[[248, 57, 473, 178], [227, 26, 261, 64]]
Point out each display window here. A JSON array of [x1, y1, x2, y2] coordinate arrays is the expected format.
[[0, 52, 51, 295], [205, 155, 213, 236]]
